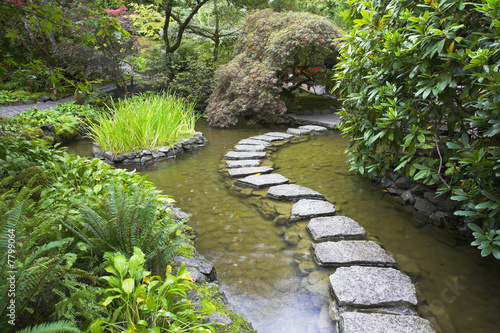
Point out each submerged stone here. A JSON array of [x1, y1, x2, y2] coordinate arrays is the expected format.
[[238, 138, 271, 146], [224, 151, 266, 160], [287, 128, 312, 136], [264, 132, 295, 139], [330, 266, 417, 309], [307, 216, 366, 241], [339, 312, 435, 333], [227, 166, 273, 178], [313, 240, 396, 267], [226, 160, 261, 168], [267, 184, 325, 201], [299, 125, 328, 132], [236, 173, 289, 189], [233, 144, 267, 152], [291, 199, 335, 221], [250, 135, 284, 142]]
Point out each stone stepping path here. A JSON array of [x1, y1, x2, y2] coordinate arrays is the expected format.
[[224, 151, 266, 160], [307, 216, 366, 241], [238, 138, 271, 146], [217, 124, 434, 333], [267, 184, 325, 201], [227, 166, 273, 178], [233, 144, 267, 152], [287, 128, 312, 136], [236, 173, 289, 189], [330, 266, 417, 309], [291, 199, 336, 221], [226, 160, 261, 168], [313, 241, 397, 267], [339, 312, 435, 333]]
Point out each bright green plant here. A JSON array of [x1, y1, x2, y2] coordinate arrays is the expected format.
[[334, 0, 500, 258], [0, 90, 29, 104], [128, 3, 164, 41], [63, 181, 187, 267], [87, 92, 199, 154], [88, 247, 215, 333]]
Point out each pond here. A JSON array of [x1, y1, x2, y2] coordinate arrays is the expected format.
[[68, 119, 500, 333]]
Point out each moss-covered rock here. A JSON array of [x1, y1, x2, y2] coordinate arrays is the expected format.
[[19, 127, 45, 140], [12, 166, 48, 201]]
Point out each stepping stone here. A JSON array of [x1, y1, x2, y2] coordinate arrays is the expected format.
[[236, 173, 289, 189], [250, 135, 284, 142], [299, 125, 328, 132], [287, 128, 312, 136], [224, 151, 266, 160], [264, 132, 295, 139], [307, 216, 366, 241], [291, 199, 335, 221], [233, 144, 267, 152], [330, 266, 417, 309], [238, 139, 271, 146], [313, 240, 397, 267], [228, 166, 273, 178], [339, 312, 435, 333], [226, 160, 260, 168], [267, 184, 325, 201]]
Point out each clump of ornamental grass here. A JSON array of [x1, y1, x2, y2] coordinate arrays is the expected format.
[[87, 92, 198, 154]]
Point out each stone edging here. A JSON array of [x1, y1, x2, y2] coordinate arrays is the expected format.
[[92, 133, 208, 164], [218, 126, 437, 333]]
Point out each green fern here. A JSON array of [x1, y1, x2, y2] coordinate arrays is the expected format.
[[64, 181, 187, 267], [15, 320, 79, 333]]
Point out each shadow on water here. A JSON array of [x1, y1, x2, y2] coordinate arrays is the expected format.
[[67, 119, 500, 333]]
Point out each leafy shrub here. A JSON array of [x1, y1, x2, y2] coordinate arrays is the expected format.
[[0, 90, 29, 104], [334, 0, 500, 258], [87, 92, 199, 154], [205, 9, 340, 126], [88, 248, 215, 333], [128, 3, 164, 41]]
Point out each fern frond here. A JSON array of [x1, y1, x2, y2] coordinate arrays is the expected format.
[[16, 320, 79, 333]]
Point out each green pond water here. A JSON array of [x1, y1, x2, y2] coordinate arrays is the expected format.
[[68, 119, 500, 333]]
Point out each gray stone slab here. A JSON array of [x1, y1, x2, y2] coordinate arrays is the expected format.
[[299, 125, 328, 132], [233, 144, 267, 152], [264, 132, 295, 139], [339, 312, 435, 333], [313, 240, 397, 267], [267, 184, 325, 201], [249, 135, 284, 142], [228, 166, 273, 178], [226, 160, 261, 168], [291, 199, 335, 221], [330, 266, 417, 309], [236, 173, 289, 189], [238, 139, 271, 146], [287, 128, 312, 136], [307, 216, 366, 241], [224, 151, 266, 160]]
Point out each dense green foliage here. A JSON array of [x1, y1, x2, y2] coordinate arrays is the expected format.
[[88, 92, 199, 154], [334, 0, 500, 258], [206, 9, 340, 126]]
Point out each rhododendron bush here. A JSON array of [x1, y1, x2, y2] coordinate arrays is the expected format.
[[205, 9, 340, 127]]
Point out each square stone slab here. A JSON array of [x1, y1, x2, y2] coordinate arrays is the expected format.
[[236, 173, 289, 189], [238, 139, 271, 146], [287, 128, 312, 136], [330, 266, 417, 309], [299, 125, 328, 132], [339, 312, 435, 333], [250, 135, 284, 142], [224, 151, 266, 160], [226, 160, 260, 168], [264, 132, 295, 139], [307, 216, 366, 241], [291, 199, 335, 221], [313, 241, 397, 267], [228, 166, 273, 178], [267, 184, 325, 201], [233, 145, 267, 152]]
